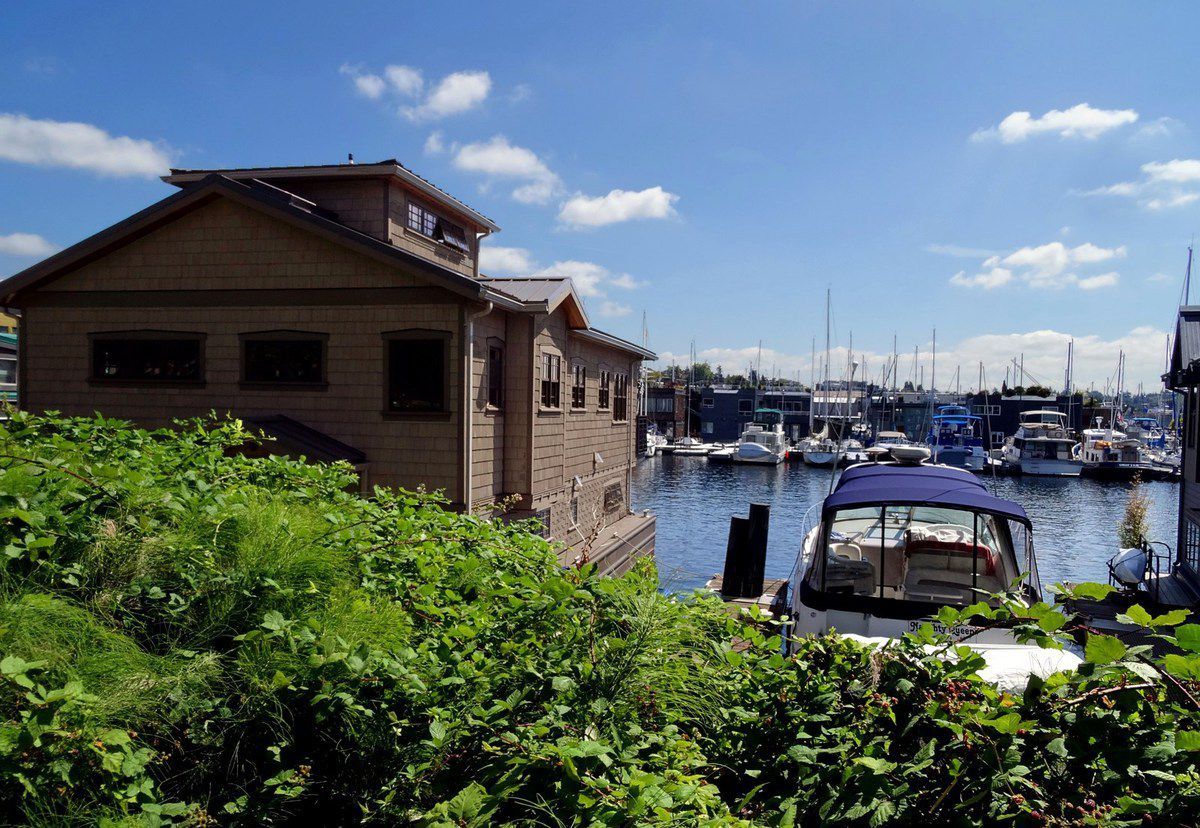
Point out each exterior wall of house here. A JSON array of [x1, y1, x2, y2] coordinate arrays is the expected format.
[[386, 181, 478, 279], [41, 199, 416, 294], [21, 198, 467, 500], [260, 177, 390, 241], [528, 310, 638, 555]]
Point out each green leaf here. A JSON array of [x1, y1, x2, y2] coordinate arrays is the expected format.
[[551, 675, 574, 692], [1065, 582, 1117, 601], [1174, 624, 1200, 653], [428, 720, 446, 743], [870, 800, 897, 828], [1164, 654, 1200, 680], [1151, 609, 1190, 627], [1176, 731, 1200, 751], [982, 713, 1022, 734], [1116, 604, 1153, 627], [1084, 633, 1127, 664], [854, 756, 896, 774]]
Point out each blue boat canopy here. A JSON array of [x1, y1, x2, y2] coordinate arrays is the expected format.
[[823, 465, 1030, 525]]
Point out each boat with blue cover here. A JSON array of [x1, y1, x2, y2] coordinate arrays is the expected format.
[[788, 464, 1079, 689], [925, 405, 986, 471]]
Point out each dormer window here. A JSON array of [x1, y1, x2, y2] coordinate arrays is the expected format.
[[407, 199, 470, 255]]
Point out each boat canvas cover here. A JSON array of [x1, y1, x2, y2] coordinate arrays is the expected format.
[[822, 465, 1030, 525]]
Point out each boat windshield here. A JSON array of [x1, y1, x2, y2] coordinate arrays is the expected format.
[[807, 504, 1023, 606]]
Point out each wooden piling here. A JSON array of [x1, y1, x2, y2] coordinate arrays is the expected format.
[[746, 503, 770, 597], [721, 515, 751, 597]]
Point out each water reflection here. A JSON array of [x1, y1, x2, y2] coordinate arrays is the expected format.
[[631, 456, 1179, 594]]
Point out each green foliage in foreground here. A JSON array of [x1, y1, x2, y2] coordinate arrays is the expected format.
[[1, 413, 1200, 826]]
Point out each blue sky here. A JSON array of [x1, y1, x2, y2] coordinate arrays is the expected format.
[[1, 2, 1197, 391]]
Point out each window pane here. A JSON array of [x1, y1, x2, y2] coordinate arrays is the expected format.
[[92, 338, 202, 381], [0, 359, 15, 384], [387, 338, 445, 412], [244, 339, 323, 383], [488, 346, 504, 408]]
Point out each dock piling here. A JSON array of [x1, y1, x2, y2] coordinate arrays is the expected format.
[[721, 515, 751, 597], [746, 503, 770, 597]]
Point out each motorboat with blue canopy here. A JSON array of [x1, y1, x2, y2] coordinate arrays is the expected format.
[[791, 465, 1040, 631], [925, 405, 986, 471], [788, 464, 1077, 689]]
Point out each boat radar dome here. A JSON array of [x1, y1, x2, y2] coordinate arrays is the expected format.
[[1109, 546, 1148, 589]]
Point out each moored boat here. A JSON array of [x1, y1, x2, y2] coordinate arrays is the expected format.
[[1000, 410, 1082, 477], [788, 464, 1080, 688], [925, 405, 987, 471], [731, 408, 788, 465]]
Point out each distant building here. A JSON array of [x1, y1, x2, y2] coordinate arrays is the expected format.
[[0, 160, 656, 572], [698, 387, 812, 442], [645, 385, 687, 439], [962, 392, 1086, 449]]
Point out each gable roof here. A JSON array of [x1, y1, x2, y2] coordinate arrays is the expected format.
[[0, 175, 655, 362], [481, 276, 589, 328], [0, 174, 490, 303], [163, 159, 500, 233]]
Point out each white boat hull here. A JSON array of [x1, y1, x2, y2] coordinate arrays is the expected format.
[[803, 451, 838, 467], [1019, 457, 1082, 477], [733, 443, 785, 464]]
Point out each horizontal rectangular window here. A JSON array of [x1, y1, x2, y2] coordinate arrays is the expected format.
[[91, 333, 203, 383], [242, 334, 325, 384], [386, 333, 448, 413], [407, 199, 470, 255]]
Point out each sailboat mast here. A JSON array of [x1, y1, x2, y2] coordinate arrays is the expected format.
[[1187, 243, 1194, 306], [809, 336, 816, 433]]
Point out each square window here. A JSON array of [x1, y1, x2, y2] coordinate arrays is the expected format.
[[386, 335, 447, 412]]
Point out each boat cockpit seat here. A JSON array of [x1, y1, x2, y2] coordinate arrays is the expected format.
[[831, 542, 862, 561]]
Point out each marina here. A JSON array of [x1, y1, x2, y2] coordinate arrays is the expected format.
[[634, 451, 1181, 594]]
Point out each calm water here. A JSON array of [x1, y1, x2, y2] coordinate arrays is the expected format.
[[631, 456, 1180, 594]]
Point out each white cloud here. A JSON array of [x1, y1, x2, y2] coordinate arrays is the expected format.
[[403, 70, 491, 121], [1147, 272, 1173, 283], [1135, 117, 1177, 140], [0, 231, 58, 257], [1144, 192, 1200, 211], [342, 64, 488, 120], [423, 131, 445, 155], [599, 300, 631, 318], [529, 260, 642, 295], [509, 84, 533, 104], [339, 64, 387, 99], [1076, 272, 1119, 290], [1086, 158, 1200, 210], [950, 241, 1125, 291], [972, 103, 1138, 143], [479, 245, 535, 276], [926, 243, 997, 258], [950, 268, 1013, 289], [558, 186, 680, 228], [452, 135, 562, 204], [655, 325, 1170, 390], [528, 260, 610, 297], [384, 65, 423, 97], [0, 113, 174, 177]]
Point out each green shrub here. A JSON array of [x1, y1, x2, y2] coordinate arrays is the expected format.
[[0, 411, 1198, 825]]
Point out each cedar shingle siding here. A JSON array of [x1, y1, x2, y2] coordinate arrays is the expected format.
[[4, 168, 653, 565]]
